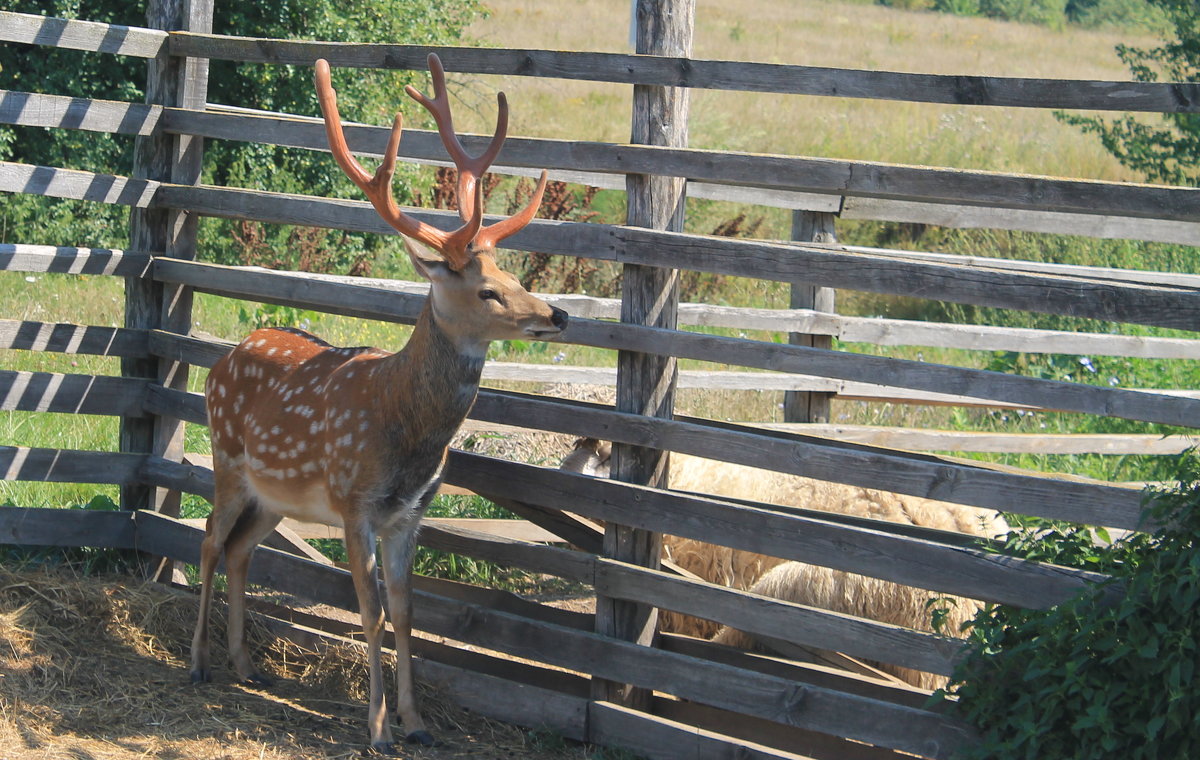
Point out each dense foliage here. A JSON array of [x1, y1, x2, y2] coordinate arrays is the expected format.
[[1059, 0, 1200, 186], [946, 454, 1200, 758], [0, 0, 483, 270]]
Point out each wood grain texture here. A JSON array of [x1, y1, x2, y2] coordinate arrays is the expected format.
[[445, 450, 1116, 610], [0, 371, 147, 417], [166, 31, 1199, 113], [158, 106, 1200, 225], [0, 11, 167, 57], [0, 507, 137, 549], [0, 244, 152, 276], [466, 390, 1149, 529], [150, 183, 1200, 330], [784, 210, 837, 423], [0, 446, 143, 485], [0, 320, 148, 358]]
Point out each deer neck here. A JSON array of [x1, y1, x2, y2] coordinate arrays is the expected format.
[[374, 304, 486, 445]]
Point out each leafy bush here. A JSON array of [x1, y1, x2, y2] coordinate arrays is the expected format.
[[946, 453, 1200, 758]]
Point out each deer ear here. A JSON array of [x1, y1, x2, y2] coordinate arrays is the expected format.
[[404, 236, 453, 281]]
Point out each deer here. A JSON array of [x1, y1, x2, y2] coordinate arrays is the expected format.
[[189, 53, 567, 755]]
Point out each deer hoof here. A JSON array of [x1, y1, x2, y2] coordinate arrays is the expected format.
[[241, 672, 274, 688], [369, 740, 399, 756], [406, 730, 438, 747], [189, 668, 210, 684]]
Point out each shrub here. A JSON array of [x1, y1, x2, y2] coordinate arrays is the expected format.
[[946, 452, 1200, 758]]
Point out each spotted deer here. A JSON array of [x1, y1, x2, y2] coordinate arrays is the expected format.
[[190, 54, 567, 754]]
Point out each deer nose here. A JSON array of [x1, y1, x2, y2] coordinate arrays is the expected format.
[[551, 307, 568, 330]]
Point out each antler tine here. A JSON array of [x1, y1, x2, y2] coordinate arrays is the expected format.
[[405, 54, 509, 224], [316, 59, 482, 269], [475, 170, 549, 251]]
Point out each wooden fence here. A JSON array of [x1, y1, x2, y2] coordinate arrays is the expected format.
[[1, 2, 1198, 758]]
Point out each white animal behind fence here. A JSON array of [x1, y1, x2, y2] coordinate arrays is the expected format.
[[563, 437, 1008, 688]]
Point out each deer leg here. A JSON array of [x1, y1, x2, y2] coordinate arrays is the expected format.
[[222, 504, 283, 686], [381, 518, 434, 746], [344, 518, 397, 754], [191, 477, 253, 684]]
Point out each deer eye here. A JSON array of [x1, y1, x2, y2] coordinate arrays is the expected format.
[[478, 289, 501, 303]]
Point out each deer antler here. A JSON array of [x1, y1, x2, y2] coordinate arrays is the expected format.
[[315, 58, 481, 270], [404, 54, 549, 253], [316, 55, 548, 269]]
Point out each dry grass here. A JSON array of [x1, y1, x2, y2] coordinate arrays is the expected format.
[[0, 564, 594, 760], [464, 0, 1155, 180]]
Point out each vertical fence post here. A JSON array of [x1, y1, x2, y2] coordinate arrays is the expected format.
[[594, 0, 695, 712], [782, 209, 838, 424], [122, 0, 212, 552]]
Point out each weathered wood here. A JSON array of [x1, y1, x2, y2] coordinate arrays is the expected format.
[[0, 446, 143, 485], [0, 507, 137, 549], [647, 697, 910, 760], [0, 320, 148, 359], [142, 382, 207, 426], [149, 183, 1200, 330], [0, 244, 153, 276], [0, 89, 161, 136], [594, 557, 964, 677], [466, 390, 1150, 529], [414, 518, 965, 677], [134, 511, 977, 757], [148, 259, 1200, 427], [0, 161, 158, 207], [166, 30, 1200, 114], [156, 106, 1200, 227], [0, 371, 147, 417], [842, 196, 1200, 247], [445, 451, 1115, 609], [0, 11, 167, 58], [596, 0, 694, 710], [784, 210, 837, 423], [137, 454, 214, 500]]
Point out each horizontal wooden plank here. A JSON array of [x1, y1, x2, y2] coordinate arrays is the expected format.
[[0, 161, 158, 208], [418, 521, 963, 677], [446, 450, 1116, 610], [267, 272, 1200, 359], [168, 105, 1200, 243], [134, 511, 974, 758], [842, 196, 1200, 247], [0, 320, 148, 359], [759, 425, 1199, 455], [168, 32, 1199, 114], [142, 382, 207, 425], [151, 185, 1200, 331], [0, 506, 136, 548], [0, 89, 161, 136], [0, 11, 167, 58], [0, 244, 153, 275], [139, 455, 214, 501], [0, 370, 146, 417], [469, 390, 1148, 529], [159, 106, 1200, 225], [590, 701, 819, 760], [0, 446, 142, 486]]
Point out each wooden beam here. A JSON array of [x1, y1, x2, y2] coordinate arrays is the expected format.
[[0, 11, 167, 58], [445, 450, 1115, 610], [0, 244, 153, 276], [0, 506, 137, 549], [164, 30, 1199, 114], [0, 371, 147, 417]]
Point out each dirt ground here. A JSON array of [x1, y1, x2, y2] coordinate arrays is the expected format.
[[0, 563, 605, 760]]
